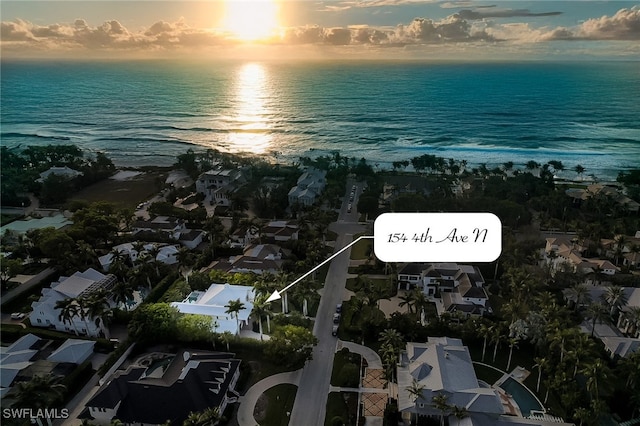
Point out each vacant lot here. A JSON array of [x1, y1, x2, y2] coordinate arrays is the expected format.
[[68, 169, 169, 209]]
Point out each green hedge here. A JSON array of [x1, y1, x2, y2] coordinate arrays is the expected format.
[[145, 271, 179, 303]]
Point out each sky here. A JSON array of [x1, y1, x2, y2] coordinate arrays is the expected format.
[[1, 1, 639, 60]]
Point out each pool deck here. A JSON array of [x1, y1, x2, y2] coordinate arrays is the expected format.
[[493, 366, 545, 419]]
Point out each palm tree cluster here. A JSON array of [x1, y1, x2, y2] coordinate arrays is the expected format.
[[54, 287, 113, 338]]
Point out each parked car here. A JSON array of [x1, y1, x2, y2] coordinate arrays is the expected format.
[[332, 325, 339, 336], [333, 313, 341, 323], [11, 313, 25, 320], [336, 304, 342, 313]]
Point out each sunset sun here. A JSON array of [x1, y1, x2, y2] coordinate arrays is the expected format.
[[221, 0, 280, 41]]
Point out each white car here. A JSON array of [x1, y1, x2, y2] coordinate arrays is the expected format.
[[11, 313, 25, 320]]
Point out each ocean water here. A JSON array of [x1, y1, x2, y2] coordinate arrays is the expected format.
[[1, 60, 639, 179]]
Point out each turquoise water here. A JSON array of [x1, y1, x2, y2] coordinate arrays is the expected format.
[[2, 60, 639, 177], [499, 377, 543, 417]]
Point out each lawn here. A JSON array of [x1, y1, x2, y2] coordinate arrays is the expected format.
[[67, 169, 168, 209], [231, 340, 300, 391], [330, 348, 362, 388], [325, 392, 358, 426], [349, 234, 372, 260], [256, 384, 297, 426]]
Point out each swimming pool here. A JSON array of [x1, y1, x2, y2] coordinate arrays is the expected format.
[[499, 377, 543, 417]]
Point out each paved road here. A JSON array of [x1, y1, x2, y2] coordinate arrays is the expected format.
[[1, 267, 56, 307], [288, 180, 367, 426], [237, 370, 302, 426]]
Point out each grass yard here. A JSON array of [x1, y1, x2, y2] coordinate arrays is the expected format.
[[325, 392, 358, 426], [67, 169, 168, 209], [349, 234, 372, 260], [256, 384, 297, 426], [331, 349, 362, 388]]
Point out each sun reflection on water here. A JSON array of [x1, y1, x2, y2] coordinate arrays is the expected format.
[[227, 63, 272, 154]]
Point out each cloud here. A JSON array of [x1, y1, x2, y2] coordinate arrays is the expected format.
[[577, 7, 640, 40], [1, 7, 638, 57], [319, 0, 438, 12], [457, 8, 562, 20]]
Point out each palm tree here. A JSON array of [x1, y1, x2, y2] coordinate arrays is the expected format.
[[83, 291, 113, 338], [220, 331, 233, 351], [432, 393, 451, 426], [412, 289, 430, 325], [566, 283, 591, 311], [479, 323, 492, 362], [574, 164, 586, 180], [533, 356, 548, 393], [398, 291, 416, 314], [406, 379, 425, 425], [224, 298, 245, 335], [379, 328, 404, 357], [567, 333, 594, 378], [490, 326, 503, 363], [585, 302, 609, 338], [251, 294, 271, 340], [111, 279, 135, 311], [602, 285, 628, 319], [451, 405, 468, 426], [581, 359, 611, 402], [12, 374, 66, 409], [407, 379, 425, 403], [55, 298, 80, 335], [573, 407, 591, 426], [506, 336, 519, 371], [621, 306, 640, 338]]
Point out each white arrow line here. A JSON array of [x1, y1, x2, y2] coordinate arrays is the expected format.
[[266, 235, 374, 302]]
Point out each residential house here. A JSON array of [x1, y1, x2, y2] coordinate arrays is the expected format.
[[132, 216, 186, 240], [1, 334, 93, 400], [36, 166, 83, 183], [565, 183, 640, 213], [98, 242, 180, 271], [87, 349, 240, 425], [195, 168, 246, 207], [262, 220, 299, 242], [288, 168, 326, 207], [397, 263, 489, 317], [178, 229, 207, 250], [30, 268, 117, 337], [206, 244, 286, 275], [397, 337, 573, 426], [171, 283, 255, 335], [544, 236, 619, 276], [46, 339, 95, 364], [573, 286, 640, 358], [397, 337, 504, 424]]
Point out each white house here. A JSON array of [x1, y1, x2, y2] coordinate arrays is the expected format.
[[397, 337, 504, 424], [30, 268, 117, 337], [98, 242, 180, 271], [195, 168, 245, 207], [171, 283, 255, 335], [288, 168, 326, 206], [36, 166, 83, 183]]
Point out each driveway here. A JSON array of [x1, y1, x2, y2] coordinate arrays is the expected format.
[[236, 370, 302, 426], [337, 340, 383, 369]]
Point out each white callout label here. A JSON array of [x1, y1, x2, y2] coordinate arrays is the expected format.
[[374, 213, 502, 262]]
